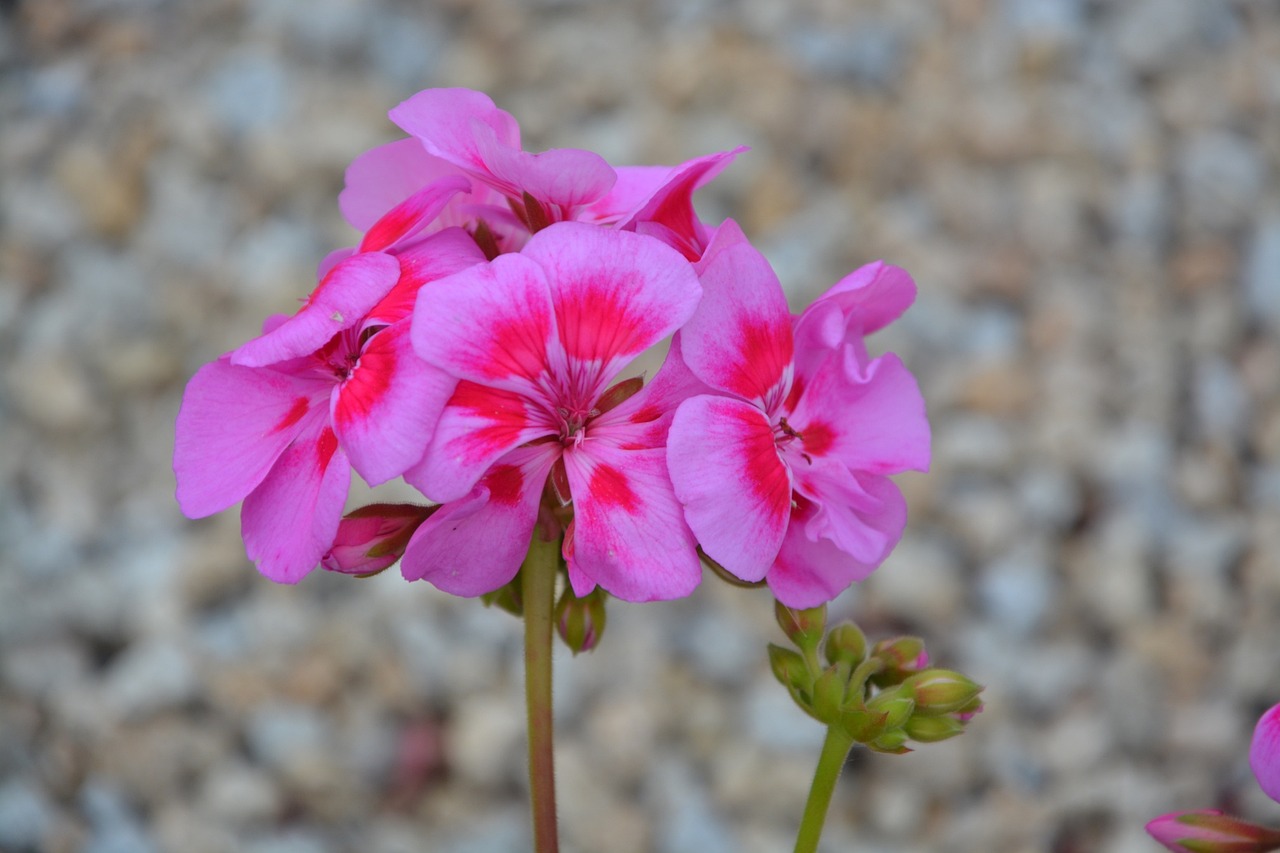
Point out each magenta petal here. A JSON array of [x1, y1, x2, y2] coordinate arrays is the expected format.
[[767, 500, 877, 608], [480, 140, 616, 212], [590, 336, 713, 449], [621, 147, 747, 259], [363, 228, 487, 328], [563, 444, 701, 602], [579, 165, 674, 225], [340, 138, 469, 232], [793, 459, 905, 566], [389, 88, 522, 176], [522, 223, 702, 381], [231, 252, 402, 368], [1252, 703, 1280, 802], [790, 349, 930, 475], [680, 220, 794, 405], [667, 395, 791, 583], [241, 427, 351, 584], [811, 260, 917, 337], [411, 251, 556, 391], [332, 322, 457, 487], [174, 359, 329, 518], [401, 445, 556, 596], [405, 380, 550, 503], [358, 175, 472, 253]]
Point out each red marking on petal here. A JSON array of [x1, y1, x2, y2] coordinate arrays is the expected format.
[[317, 427, 339, 470], [556, 285, 662, 366], [336, 334, 396, 426], [450, 381, 533, 455], [588, 463, 640, 512], [271, 398, 311, 434], [484, 464, 524, 506], [802, 422, 834, 457], [732, 406, 790, 521], [784, 375, 805, 413], [728, 319, 792, 400], [627, 404, 663, 425]]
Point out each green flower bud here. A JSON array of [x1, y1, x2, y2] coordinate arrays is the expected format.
[[555, 586, 607, 654], [811, 665, 848, 723], [480, 574, 523, 616], [840, 707, 888, 743], [903, 713, 967, 744], [903, 669, 983, 716], [767, 643, 811, 693], [865, 685, 916, 732], [867, 728, 911, 755], [775, 600, 827, 651], [870, 636, 928, 686], [824, 622, 867, 667]]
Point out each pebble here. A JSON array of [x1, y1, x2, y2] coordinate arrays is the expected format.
[[102, 640, 199, 721]]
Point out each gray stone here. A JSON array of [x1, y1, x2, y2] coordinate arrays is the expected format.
[[245, 704, 332, 773], [978, 547, 1056, 638], [655, 759, 739, 853], [0, 779, 53, 851], [1245, 213, 1280, 328], [103, 640, 198, 720], [1177, 130, 1266, 231], [203, 51, 290, 136]]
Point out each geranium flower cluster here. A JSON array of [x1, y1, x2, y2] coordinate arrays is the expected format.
[[173, 88, 930, 608]]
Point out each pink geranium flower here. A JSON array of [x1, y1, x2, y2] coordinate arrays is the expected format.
[[400, 222, 705, 602], [666, 221, 929, 607], [173, 181, 485, 582]]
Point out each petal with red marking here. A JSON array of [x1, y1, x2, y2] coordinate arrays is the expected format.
[[411, 251, 556, 392], [241, 427, 351, 584], [404, 380, 551, 503], [522, 223, 701, 382], [400, 445, 557, 596], [174, 359, 329, 518], [332, 322, 457, 487], [563, 444, 700, 602], [667, 395, 790, 583], [363, 228, 487, 328], [231, 252, 402, 368], [340, 138, 470, 232], [766, 498, 878, 608], [620, 147, 747, 260], [479, 139, 616, 212], [790, 349, 930, 475], [680, 222, 794, 406], [358, 175, 472, 253], [791, 456, 905, 566]]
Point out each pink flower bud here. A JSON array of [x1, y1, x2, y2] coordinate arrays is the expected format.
[[1251, 703, 1280, 804], [555, 586, 607, 654], [321, 504, 434, 576], [1145, 810, 1280, 853]]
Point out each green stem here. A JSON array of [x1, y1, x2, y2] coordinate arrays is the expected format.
[[794, 725, 856, 853], [522, 532, 561, 853]]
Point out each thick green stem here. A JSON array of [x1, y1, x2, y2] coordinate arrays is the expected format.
[[794, 725, 856, 853], [522, 533, 561, 853]]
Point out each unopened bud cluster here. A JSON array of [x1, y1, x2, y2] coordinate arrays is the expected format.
[[769, 601, 982, 753]]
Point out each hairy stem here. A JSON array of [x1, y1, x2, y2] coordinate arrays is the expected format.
[[522, 533, 561, 853], [794, 725, 856, 853]]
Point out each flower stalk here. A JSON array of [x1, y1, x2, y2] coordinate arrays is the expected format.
[[522, 532, 561, 853], [794, 724, 856, 853]]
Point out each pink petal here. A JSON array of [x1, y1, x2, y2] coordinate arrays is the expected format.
[[241, 427, 351, 584], [679, 220, 794, 406], [522, 223, 702, 383], [358, 175, 472, 253], [578, 165, 674, 225], [791, 457, 906, 566], [620, 147, 747, 260], [590, 336, 713, 449], [563, 444, 701, 602], [363, 228, 487, 328], [766, 496, 878, 608], [479, 140, 616, 214], [230, 252, 402, 368], [317, 247, 356, 281], [1252, 703, 1280, 802], [667, 395, 791, 583], [340, 138, 470, 232], [389, 88, 522, 177], [404, 380, 551, 503], [792, 261, 916, 361], [410, 251, 556, 393], [400, 445, 557, 596], [788, 349, 930, 475], [332, 322, 458, 486], [174, 359, 329, 518]]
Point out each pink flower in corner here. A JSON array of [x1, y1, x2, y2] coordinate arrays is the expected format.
[[400, 222, 705, 602], [1252, 703, 1280, 804], [173, 181, 485, 583], [667, 221, 929, 608]]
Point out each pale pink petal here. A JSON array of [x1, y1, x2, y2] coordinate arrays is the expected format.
[[174, 360, 330, 518], [388, 88, 522, 176], [667, 395, 790, 583], [818, 260, 917, 335], [401, 445, 557, 596], [479, 140, 616, 213], [767, 497, 878, 608], [358, 175, 472, 253], [563, 444, 701, 602], [578, 165, 674, 225], [788, 349, 930, 475], [410, 251, 556, 392], [679, 221, 794, 406], [620, 147, 747, 260], [231, 252, 401, 368], [404, 380, 552, 503], [332, 322, 457, 486], [1251, 703, 1280, 802], [522, 223, 702, 383], [241, 427, 351, 584], [339, 138, 469, 231], [363, 228, 487, 328], [791, 456, 905, 566]]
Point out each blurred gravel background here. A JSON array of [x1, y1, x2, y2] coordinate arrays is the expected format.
[[3, 1, 1279, 851]]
